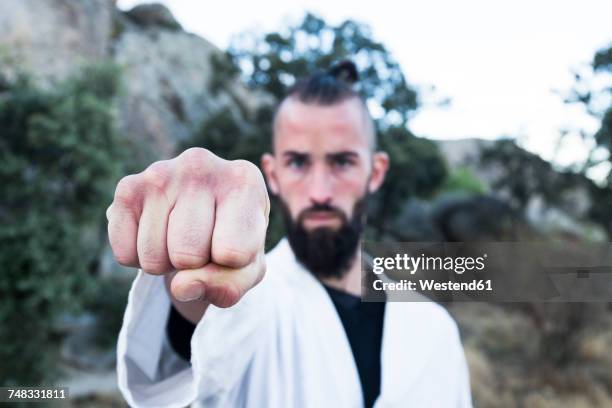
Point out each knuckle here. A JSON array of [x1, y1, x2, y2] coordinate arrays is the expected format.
[[138, 242, 170, 274], [213, 245, 254, 268], [213, 282, 243, 308], [178, 148, 215, 179], [175, 149, 220, 189], [139, 258, 170, 275], [169, 227, 209, 269], [114, 175, 140, 206], [182, 147, 212, 162], [113, 249, 137, 267], [142, 161, 172, 193], [170, 250, 206, 270], [226, 161, 268, 210], [229, 160, 261, 185]]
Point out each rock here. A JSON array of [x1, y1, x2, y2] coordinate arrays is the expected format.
[[124, 3, 181, 30], [432, 194, 520, 241], [386, 194, 522, 242], [384, 199, 444, 241], [525, 195, 607, 241], [111, 16, 266, 160], [436, 138, 607, 241], [0, 0, 269, 163], [0, 0, 114, 83]]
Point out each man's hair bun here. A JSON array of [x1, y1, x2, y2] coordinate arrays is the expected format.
[[284, 59, 360, 105], [327, 60, 359, 84]]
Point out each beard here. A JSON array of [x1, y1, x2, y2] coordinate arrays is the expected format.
[[279, 196, 368, 280]]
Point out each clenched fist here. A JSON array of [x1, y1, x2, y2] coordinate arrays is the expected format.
[[107, 148, 269, 309]]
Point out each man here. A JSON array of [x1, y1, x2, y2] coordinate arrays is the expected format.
[[109, 62, 472, 407]]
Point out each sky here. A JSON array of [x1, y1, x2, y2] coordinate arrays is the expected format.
[[118, 0, 611, 174]]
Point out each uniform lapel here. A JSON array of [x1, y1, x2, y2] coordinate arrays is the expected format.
[[274, 239, 364, 407]]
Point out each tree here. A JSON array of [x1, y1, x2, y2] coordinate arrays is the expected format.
[[0, 63, 127, 385], [560, 44, 612, 235], [230, 13, 419, 124], [562, 44, 612, 179], [184, 13, 448, 247]]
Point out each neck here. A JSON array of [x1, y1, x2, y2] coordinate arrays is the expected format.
[[319, 248, 362, 297]]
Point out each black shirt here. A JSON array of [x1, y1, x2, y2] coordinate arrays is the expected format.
[[167, 285, 386, 408], [322, 285, 386, 408]]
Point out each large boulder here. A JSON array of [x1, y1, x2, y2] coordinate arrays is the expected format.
[[0, 0, 267, 162], [0, 0, 113, 82], [111, 12, 266, 161], [124, 3, 182, 30]]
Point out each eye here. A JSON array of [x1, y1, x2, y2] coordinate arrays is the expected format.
[[287, 155, 308, 169], [330, 156, 355, 169]]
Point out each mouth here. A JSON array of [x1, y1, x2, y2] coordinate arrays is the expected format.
[[302, 211, 342, 229], [305, 211, 338, 220]]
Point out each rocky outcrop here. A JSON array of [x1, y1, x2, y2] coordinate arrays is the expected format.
[[112, 15, 225, 159], [124, 3, 182, 30], [0, 0, 114, 81], [0, 1, 265, 161], [435, 138, 607, 241]]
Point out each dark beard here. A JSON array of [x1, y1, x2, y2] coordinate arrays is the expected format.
[[279, 197, 367, 280]]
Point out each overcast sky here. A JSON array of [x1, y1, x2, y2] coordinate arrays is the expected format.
[[118, 0, 611, 172]]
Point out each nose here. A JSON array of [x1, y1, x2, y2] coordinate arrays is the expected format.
[[308, 165, 333, 206]]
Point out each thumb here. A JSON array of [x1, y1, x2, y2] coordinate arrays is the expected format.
[[169, 252, 265, 308]]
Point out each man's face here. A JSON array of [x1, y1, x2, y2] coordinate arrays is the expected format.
[[262, 97, 389, 277]]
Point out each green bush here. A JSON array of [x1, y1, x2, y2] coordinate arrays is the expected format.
[[441, 166, 488, 195], [0, 63, 127, 385], [83, 276, 132, 350]]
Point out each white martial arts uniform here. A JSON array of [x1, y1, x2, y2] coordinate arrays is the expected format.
[[117, 239, 473, 407]]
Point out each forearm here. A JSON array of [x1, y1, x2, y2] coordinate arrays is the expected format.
[[164, 272, 210, 324]]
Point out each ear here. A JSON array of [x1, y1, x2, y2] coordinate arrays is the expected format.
[[368, 151, 389, 193], [261, 153, 279, 195]]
